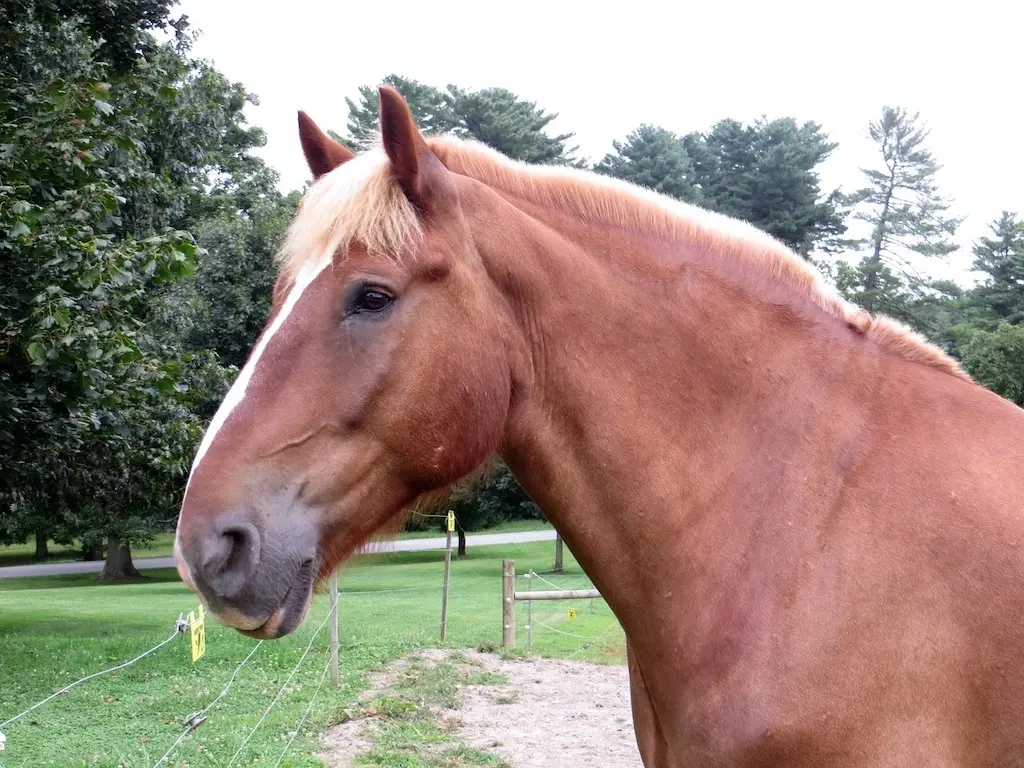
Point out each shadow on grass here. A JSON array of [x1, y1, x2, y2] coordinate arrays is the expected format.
[[0, 568, 184, 592]]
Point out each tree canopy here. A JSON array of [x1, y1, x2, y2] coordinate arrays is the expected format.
[[0, 1, 272, 573]]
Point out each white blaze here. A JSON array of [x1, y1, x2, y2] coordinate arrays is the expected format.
[[182, 250, 333, 497], [173, 148, 392, 569], [173, 251, 332, 576]]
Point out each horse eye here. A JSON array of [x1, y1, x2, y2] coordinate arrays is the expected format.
[[352, 287, 393, 314]]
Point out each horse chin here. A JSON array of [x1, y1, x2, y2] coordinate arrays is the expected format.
[[237, 558, 316, 640]]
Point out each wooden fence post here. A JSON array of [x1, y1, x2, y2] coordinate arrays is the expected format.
[[502, 559, 516, 648], [440, 511, 454, 641], [329, 571, 339, 688], [526, 571, 534, 654], [554, 532, 564, 573]]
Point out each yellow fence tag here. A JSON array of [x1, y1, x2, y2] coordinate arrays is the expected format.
[[447, 511, 455, 533], [189, 605, 206, 662], [568, 608, 577, 621]]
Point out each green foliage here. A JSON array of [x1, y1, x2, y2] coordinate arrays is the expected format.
[[451, 463, 542, 533], [111, 44, 273, 236], [683, 117, 848, 257], [179, 190, 299, 369], [346, 74, 462, 146], [832, 206, 1024, 408], [0, 18, 196, 468], [955, 323, 1024, 406], [832, 257, 914, 322], [598, 115, 849, 259], [0, 4, 234, 561], [970, 212, 1024, 326], [594, 124, 698, 202], [840, 106, 963, 315], [0, 0, 183, 76], [344, 74, 579, 164], [937, 212, 1024, 405], [449, 85, 579, 164]]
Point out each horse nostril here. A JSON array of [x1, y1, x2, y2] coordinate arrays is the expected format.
[[199, 517, 261, 600]]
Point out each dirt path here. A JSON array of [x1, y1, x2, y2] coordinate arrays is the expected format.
[[318, 648, 643, 768]]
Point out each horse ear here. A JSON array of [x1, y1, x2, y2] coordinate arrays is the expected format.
[[297, 110, 355, 179], [378, 85, 446, 209]]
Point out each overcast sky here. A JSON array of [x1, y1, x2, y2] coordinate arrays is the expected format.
[[175, 0, 1019, 284]]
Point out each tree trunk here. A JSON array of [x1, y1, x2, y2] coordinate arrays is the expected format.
[[83, 542, 104, 561], [457, 528, 466, 559], [864, 157, 898, 307], [554, 532, 564, 572], [33, 530, 48, 561], [99, 536, 141, 579]]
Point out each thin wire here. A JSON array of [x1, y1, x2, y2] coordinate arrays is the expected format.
[[528, 571, 569, 591], [0, 627, 181, 730], [528, 571, 595, 593], [271, 655, 332, 767], [225, 599, 335, 767], [151, 640, 265, 768], [566, 621, 622, 659], [191, 641, 265, 719], [340, 585, 442, 595], [531, 617, 599, 640], [151, 716, 202, 767]]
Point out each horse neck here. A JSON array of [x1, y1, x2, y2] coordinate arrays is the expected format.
[[467, 183, 863, 642]]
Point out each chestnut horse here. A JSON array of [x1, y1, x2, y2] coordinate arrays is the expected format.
[[174, 86, 1024, 766]]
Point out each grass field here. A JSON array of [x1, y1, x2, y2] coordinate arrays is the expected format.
[[0, 539, 624, 767], [0, 520, 553, 568]]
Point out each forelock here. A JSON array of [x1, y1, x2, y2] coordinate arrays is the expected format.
[[276, 147, 422, 280]]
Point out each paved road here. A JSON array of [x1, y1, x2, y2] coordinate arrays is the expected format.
[[0, 529, 558, 579]]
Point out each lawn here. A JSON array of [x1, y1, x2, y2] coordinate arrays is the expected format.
[[0, 520, 554, 567], [0, 539, 624, 767]]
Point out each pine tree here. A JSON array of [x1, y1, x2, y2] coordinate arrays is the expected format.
[[842, 106, 963, 312], [970, 212, 1024, 325], [594, 124, 698, 202], [344, 74, 460, 146], [343, 75, 578, 165], [448, 86, 578, 165], [682, 117, 847, 257]]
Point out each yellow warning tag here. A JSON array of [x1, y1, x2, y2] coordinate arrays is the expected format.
[[568, 608, 577, 621], [447, 511, 455, 533], [189, 604, 206, 662]]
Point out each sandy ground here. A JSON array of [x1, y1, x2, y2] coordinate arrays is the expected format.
[[318, 648, 643, 768]]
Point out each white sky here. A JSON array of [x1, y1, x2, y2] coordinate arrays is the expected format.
[[176, 0, 1021, 285]]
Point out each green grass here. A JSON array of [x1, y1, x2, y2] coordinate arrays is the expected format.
[[0, 540, 623, 767], [0, 520, 554, 567]]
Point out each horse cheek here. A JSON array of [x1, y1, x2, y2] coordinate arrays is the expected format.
[[405, 353, 510, 488]]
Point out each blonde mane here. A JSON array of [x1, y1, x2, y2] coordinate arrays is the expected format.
[[277, 133, 969, 382]]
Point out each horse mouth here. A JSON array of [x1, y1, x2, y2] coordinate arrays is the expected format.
[[239, 558, 316, 639]]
